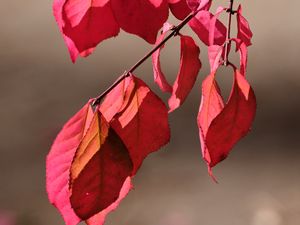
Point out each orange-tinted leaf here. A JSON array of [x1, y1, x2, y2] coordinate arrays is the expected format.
[[70, 112, 133, 220], [197, 72, 224, 167], [168, 35, 201, 112], [70, 111, 109, 183], [46, 101, 94, 225]]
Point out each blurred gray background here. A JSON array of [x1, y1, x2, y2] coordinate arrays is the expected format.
[[0, 0, 299, 225]]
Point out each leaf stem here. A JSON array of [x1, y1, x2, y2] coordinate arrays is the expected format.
[[223, 0, 235, 66], [92, 11, 198, 106]]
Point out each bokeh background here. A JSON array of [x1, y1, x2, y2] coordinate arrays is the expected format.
[[0, 1, 299, 225]]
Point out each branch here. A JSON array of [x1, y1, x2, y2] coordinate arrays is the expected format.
[[223, 0, 235, 66], [92, 11, 198, 106]]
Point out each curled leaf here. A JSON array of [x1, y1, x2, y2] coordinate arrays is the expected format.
[[168, 35, 201, 112], [198, 69, 256, 177], [152, 23, 174, 93], [152, 26, 201, 112]]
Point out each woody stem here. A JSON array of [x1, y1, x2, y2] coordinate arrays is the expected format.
[[223, 0, 234, 66], [92, 11, 198, 106]]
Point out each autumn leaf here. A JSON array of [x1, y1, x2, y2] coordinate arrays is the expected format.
[[189, 10, 227, 46], [100, 74, 170, 174], [168, 0, 191, 20], [198, 69, 256, 177], [197, 72, 224, 171], [152, 23, 174, 93], [53, 0, 170, 61], [168, 35, 201, 112], [70, 111, 109, 184], [110, 0, 169, 44], [70, 111, 133, 220], [237, 5, 253, 47], [207, 45, 223, 72], [152, 24, 201, 112], [54, 0, 120, 62], [46, 101, 94, 225]]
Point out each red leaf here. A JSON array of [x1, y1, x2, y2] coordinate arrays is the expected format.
[[198, 69, 256, 176], [208, 7, 226, 46], [102, 75, 170, 174], [197, 72, 224, 169], [152, 26, 201, 112], [231, 38, 248, 76], [152, 23, 174, 93], [168, 35, 201, 112], [100, 76, 133, 122], [63, 0, 109, 27], [46, 101, 94, 225], [237, 5, 253, 47], [168, 0, 191, 20], [70, 112, 133, 220], [53, 0, 119, 62], [208, 45, 223, 72], [189, 10, 227, 46], [110, 0, 169, 44], [143, 16, 204, 112]]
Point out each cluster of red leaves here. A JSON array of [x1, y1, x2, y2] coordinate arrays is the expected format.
[[47, 0, 256, 224], [54, 0, 211, 62], [47, 76, 170, 225]]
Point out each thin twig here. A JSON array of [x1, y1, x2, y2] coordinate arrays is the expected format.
[[92, 11, 198, 106], [223, 0, 235, 66]]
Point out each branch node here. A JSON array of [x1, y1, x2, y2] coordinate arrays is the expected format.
[[226, 8, 237, 15], [171, 27, 181, 37]]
